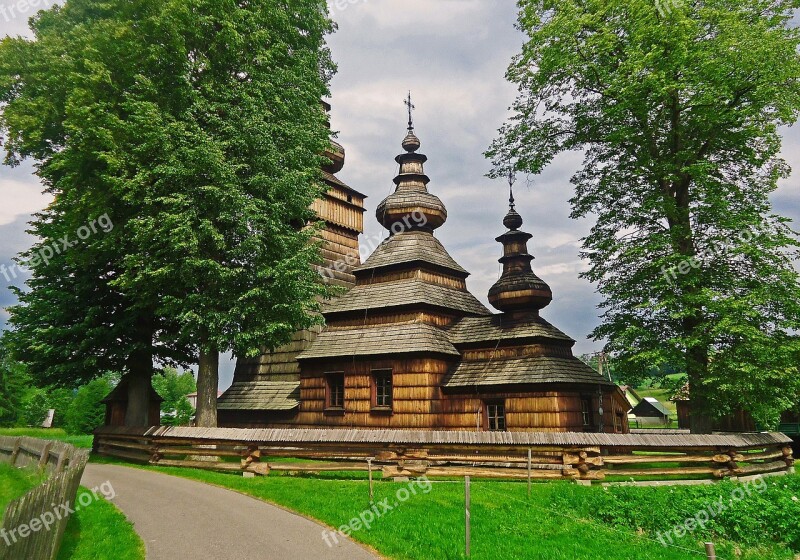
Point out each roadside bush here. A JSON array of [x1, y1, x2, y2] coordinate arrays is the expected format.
[[64, 378, 113, 435], [552, 474, 800, 551]]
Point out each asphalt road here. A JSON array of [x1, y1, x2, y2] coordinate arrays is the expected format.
[[81, 463, 381, 560]]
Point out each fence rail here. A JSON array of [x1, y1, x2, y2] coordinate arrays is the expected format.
[[94, 426, 795, 483], [0, 437, 89, 560]]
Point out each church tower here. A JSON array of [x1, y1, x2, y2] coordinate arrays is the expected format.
[[218, 102, 366, 425]]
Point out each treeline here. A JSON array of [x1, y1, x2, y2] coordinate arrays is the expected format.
[[0, 336, 197, 433]]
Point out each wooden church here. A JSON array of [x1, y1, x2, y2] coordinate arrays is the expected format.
[[218, 103, 629, 433]]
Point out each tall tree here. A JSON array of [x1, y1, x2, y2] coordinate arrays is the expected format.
[[115, 0, 334, 427], [0, 0, 194, 425], [490, 0, 800, 431], [1, 0, 334, 427]]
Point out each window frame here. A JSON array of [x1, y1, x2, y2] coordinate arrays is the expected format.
[[580, 395, 596, 431], [324, 371, 345, 413], [484, 400, 507, 432], [370, 369, 394, 413]]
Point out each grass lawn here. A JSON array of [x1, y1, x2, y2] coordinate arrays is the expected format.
[[91, 456, 798, 560], [0, 428, 93, 449], [0, 462, 43, 515], [56, 487, 144, 560]]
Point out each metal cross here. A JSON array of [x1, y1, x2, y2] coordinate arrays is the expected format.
[[404, 91, 415, 131], [508, 169, 516, 210]]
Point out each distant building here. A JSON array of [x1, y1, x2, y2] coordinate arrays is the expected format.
[[630, 397, 671, 425]]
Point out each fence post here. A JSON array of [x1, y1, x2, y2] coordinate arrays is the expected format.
[[38, 442, 53, 473], [527, 448, 532, 498], [705, 542, 716, 560], [465, 476, 471, 558], [10, 438, 21, 467], [367, 458, 374, 504]]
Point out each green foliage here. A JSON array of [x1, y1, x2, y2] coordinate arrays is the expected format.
[[64, 378, 113, 435], [19, 387, 75, 428], [490, 0, 800, 428], [0, 337, 30, 426], [152, 368, 196, 426], [0, 0, 338, 427], [554, 475, 800, 552]]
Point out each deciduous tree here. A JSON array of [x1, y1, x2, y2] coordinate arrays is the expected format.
[[490, 0, 800, 431]]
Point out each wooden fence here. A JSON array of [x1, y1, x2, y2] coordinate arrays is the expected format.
[[94, 426, 795, 482], [0, 437, 89, 560]]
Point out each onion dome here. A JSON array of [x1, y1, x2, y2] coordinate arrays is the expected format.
[[376, 94, 447, 233], [488, 186, 553, 312]]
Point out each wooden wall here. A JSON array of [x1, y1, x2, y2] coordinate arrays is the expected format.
[[268, 358, 631, 433]]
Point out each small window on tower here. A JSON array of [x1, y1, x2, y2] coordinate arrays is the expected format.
[[485, 401, 506, 432], [371, 369, 393, 412], [325, 372, 345, 412], [581, 396, 595, 431]]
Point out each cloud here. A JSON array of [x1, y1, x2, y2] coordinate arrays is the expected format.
[[0, 165, 51, 226]]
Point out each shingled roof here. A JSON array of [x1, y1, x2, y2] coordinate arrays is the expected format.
[[297, 322, 459, 360], [354, 231, 468, 277], [322, 278, 490, 317], [447, 314, 574, 346], [217, 380, 300, 411], [443, 356, 615, 388]]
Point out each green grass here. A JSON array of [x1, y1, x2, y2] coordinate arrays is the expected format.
[[0, 428, 93, 449], [56, 487, 144, 560], [0, 463, 43, 515], [89, 457, 798, 560]]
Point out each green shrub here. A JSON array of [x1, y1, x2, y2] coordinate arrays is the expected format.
[[64, 378, 113, 435], [553, 474, 800, 552]]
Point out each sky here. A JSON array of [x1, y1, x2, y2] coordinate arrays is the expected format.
[[0, 0, 798, 391]]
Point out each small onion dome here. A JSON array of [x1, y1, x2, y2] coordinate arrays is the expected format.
[[488, 205, 553, 312], [376, 190, 447, 232], [488, 270, 553, 312], [322, 140, 345, 174], [402, 131, 421, 153], [503, 207, 523, 231], [376, 126, 447, 233]]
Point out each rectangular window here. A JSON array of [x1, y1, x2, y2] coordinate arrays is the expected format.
[[372, 369, 393, 410], [614, 412, 625, 433], [325, 372, 345, 410], [581, 396, 594, 430], [485, 401, 506, 432]]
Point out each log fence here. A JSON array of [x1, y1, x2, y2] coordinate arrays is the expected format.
[[94, 426, 795, 483], [0, 437, 89, 560]]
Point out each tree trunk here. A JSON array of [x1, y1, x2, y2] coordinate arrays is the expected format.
[[195, 334, 219, 428], [686, 343, 713, 434], [124, 315, 155, 427]]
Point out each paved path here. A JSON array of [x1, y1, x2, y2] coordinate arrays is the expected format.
[[82, 464, 381, 560]]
